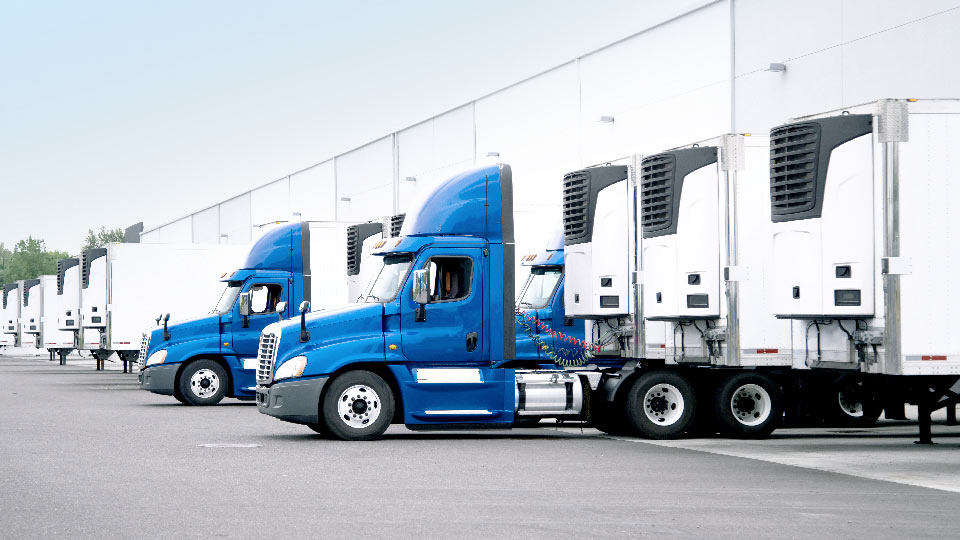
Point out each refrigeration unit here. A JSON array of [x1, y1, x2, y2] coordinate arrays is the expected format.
[[19, 279, 42, 349], [79, 243, 247, 371], [1, 283, 22, 347], [56, 258, 81, 339], [346, 214, 405, 303], [40, 274, 74, 363]]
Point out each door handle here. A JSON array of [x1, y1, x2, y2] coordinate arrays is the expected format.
[[466, 332, 478, 352]]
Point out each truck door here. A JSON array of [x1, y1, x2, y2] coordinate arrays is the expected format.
[[398, 248, 509, 424], [230, 280, 286, 383]]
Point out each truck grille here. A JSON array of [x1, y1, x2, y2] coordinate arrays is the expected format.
[[257, 331, 279, 384], [390, 214, 406, 237], [562, 171, 590, 243], [138, 332, 150, 369], [640, 153, 677, 235], [770, 122, 820, 217]]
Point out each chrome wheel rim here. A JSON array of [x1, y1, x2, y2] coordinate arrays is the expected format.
[[730, 383, 772, 426], [337, 384, 381, 429], [838, 387, 864, 417], [643, 383, 685, 426], [190, 368, 220, 399]]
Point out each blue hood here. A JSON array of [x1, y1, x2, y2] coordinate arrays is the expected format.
[[271, 302, 385, 378], [147, 314, 220, 355]]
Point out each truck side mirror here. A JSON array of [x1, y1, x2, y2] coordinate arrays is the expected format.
[[299, 301, 311, 342], [238, 292, 251, 328], [163, 313, 171, 340], [275, 301, 287, 322], [412, 269, 430, 322]]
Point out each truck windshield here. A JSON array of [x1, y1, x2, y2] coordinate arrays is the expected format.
[[213, 282, 242, 314], [517, 267, 562, 309], [364, 254, 413, 303]]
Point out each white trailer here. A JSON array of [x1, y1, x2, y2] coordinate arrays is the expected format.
[[79, 243, 247, 371], [56, 257, 81, 342], [770, 98, 960, 441], [1, 283, 22, 348], [39, 274, 74, 363], [19, 279, 42, 350]]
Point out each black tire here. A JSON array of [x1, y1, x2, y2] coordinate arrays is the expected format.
[[173, 391, 189, 405], [306, 422, 330, 436], [714, 372, 783, 438], [322, 371, 394, 441], [624, 371, 697, 439], [176, 359, 228, 406]]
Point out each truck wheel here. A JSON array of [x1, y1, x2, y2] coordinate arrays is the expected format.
[[322, 371, 394, 441], [624, 371, 696, 439], [177, 360, 228, 406], [714, 372, 782, 438]]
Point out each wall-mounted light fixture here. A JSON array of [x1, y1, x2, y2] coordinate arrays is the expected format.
[[340, 196, 351, 202], [486, 151, 499, 158], [404, 176, 416, 182], [598, 116, 615, 123], [765, 63, 787, 73]]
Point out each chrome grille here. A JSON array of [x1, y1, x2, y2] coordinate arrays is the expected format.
[[257, 332, 279, 384], [138, 332, 150, 370]]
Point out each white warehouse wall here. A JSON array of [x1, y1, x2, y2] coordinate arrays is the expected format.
[[142, 0, 960, 292]]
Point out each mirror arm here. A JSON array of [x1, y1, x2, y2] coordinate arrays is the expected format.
[[415, 303, 426, 323], [163, 315, 171, 341], [299, 311, 310, 343]]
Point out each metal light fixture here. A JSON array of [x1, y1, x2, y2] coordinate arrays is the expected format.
[[486, 152, 499, 158], [598, 116, 615, 123], [404, 176, 416, 182], [340, 196, 351, 202], [765, 63, 787, 73]]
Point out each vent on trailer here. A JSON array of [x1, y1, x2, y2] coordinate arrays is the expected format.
[[769, 114, 872, 222], [2, 284, 15, 309], [641, 147, 718, 239], [390, 214, 406, 237], [22, 279, 39, 307], [346, 222, 384, 276], [81, 248, 107, 289], [562, 171, 590, 244], [57, 258, 78, 295]]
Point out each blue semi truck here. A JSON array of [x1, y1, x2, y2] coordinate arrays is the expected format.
[[254, 164, 636, 440], [138, 221, 352, 405]]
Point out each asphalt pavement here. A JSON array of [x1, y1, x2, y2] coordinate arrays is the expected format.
[[2, 353, 959, 539]]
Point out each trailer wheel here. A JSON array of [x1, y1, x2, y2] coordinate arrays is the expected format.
[[714, 372, 782, 438], [831, 381, 881, 426], [322, 370, 394, 441], [624, 371, 697, 439], [177, 359, 228, 406]]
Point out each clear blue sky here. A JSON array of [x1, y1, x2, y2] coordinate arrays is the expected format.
[[1, 0, 662, 253]]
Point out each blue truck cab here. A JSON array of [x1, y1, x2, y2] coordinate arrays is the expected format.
[[139, 222, 313, 405], [255, 164, 608, 440], [515, 230, 584, 364]]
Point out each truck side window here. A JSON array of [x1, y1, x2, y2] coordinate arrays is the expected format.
[[249, 284, 283, 314], [426, 257, 472, 302]]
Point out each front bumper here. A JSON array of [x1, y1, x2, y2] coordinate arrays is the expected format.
[[256, 377, 329, 424], [139, 364, 179, 395]]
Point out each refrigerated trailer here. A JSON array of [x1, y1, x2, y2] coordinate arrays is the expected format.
[[2, 283, 22, 348], [769, 98, 960, 441], [79, 243, 247, 372], [39, 274, 74, 363], [19, 279, 42, 349]]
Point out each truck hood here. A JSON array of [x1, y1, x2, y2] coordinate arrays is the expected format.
[[270, 303, 384, 374], [148, 314, 220, 352]]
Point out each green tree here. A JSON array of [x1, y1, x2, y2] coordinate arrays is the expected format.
[[0, 237, 69, 282], [83, 226, 125, 250]]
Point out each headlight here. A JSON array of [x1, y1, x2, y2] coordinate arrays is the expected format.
[[146, 350, 167, 366], [274, 355, 307, 381]]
